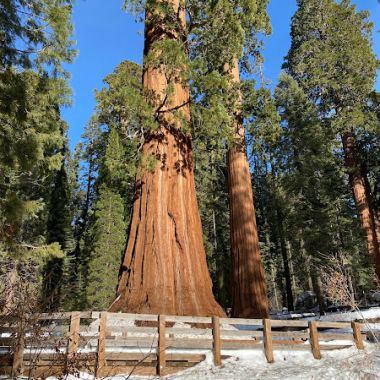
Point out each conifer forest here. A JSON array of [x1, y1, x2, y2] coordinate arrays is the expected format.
[[1, 0, 380, 322]]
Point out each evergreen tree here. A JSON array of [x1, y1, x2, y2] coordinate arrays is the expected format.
[[274, 73, 367, 309], [187, 0, 276, 317], [62, 119, 104, 310], [43, 139, 75, 310], [284, 0, 380, 278], [0, 0, 75, 312], [193, 133, 231, 307], [81, 61, 143, 310], [85, 129, 127, 310]]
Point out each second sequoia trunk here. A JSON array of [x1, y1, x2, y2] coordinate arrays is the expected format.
[[109, 0, 224, 316], [228, 60, 269, 318], [342, 132, 380, 279]]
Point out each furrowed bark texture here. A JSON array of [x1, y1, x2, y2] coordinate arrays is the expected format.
[[342, 132, 380, 279], [109, 0, 224, 317], [227, 60, 269, 318]]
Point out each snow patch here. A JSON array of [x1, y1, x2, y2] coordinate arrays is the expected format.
[[29, 344, 380, 380]]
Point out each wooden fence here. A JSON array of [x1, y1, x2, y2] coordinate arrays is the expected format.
[[0, 312, 367, 377]]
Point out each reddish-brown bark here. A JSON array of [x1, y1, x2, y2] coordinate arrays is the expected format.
[[227, 60, 269, 318], [109, 0, 224, 317], [342, 132, 380, 279]]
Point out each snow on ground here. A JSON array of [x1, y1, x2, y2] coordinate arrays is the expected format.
[[272, 307, 380, 323], [43, 344, 380, 380], [3, 310, 380, 379], [157, 345, 380, 380], [318, 307, 380, 323]]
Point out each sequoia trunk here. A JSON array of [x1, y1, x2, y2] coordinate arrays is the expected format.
[[109, 0, 224, 316], [342, 132, 380, 279], [227, 59, 269, 318]]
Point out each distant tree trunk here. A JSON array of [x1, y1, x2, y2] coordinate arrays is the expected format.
[[342, 132, 380, 279], [227, 58, 269, 318], [214, 210, 227, 307], [310, 270, 325, 315], [287, 241, 297, 300], [5, 265, 18, 312], [110, 0, 224, 317], [270, 265, 280, 311], [276, 210, 294, 311]]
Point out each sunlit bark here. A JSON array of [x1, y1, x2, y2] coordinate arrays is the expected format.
[[342, 132, 380, 279], [227, 59, 269, 318], [110, 0, 224, 316]]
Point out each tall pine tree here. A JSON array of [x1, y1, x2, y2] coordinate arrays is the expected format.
[[284, 0, 380, 278]]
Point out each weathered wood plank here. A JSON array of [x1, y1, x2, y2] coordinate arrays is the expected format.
[[96, 312, 107, 376], [272, 339, 305, 345], [11, 319, 25, 377], [104, 352, 205, 363], [220, 330, 262, 338], [272, 344, 309, 350], [67, 312, 81, 354], [105, 313, 158, 321], [309, 321, 321, 360], [213, 316, 221, 367], [316, 321, 355, 329], [157, 315, 166, 376], [271, 331, 309, 339], [263, 319, 274, 363], [222, 339, 261, 349], [23, 353, 80, 362], [166, 353, 206, 362], [168, 339, 212, 349], [318, 333, 354, 341], [108, 326, 157, 335], [166, 315, 212, 324], [220, 318, 262, 326], [97, 365, 179, 378], [103, 338, 158, 347], [351, 321, 364, 350], [106, 352, 156, 362], [270, 320, 308, 328]]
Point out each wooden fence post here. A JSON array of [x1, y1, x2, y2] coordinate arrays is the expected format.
[[11, 317, 25, 377], [68, 311, 81, 355], [308, 321, 321, 359], [212, 316, 221, 366], [66, 311, 81, 374], [351, 321, 364, 350], [96, 312, 107, 377], [157, 315, 166, 376], [263, 319, 274, 363]]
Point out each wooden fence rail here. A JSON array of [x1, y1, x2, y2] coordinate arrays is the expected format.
[[0, 312, 367, 378]]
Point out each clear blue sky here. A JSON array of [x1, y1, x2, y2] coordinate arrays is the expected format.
[[62, 0, 380, 150]]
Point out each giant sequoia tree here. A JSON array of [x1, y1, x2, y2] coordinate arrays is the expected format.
[[226, 58, 269, 318], [189, 0, 272, 317], [109, 0, 224, 316], [227, 1, 271, 318], [285, 0, 380, 278]]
